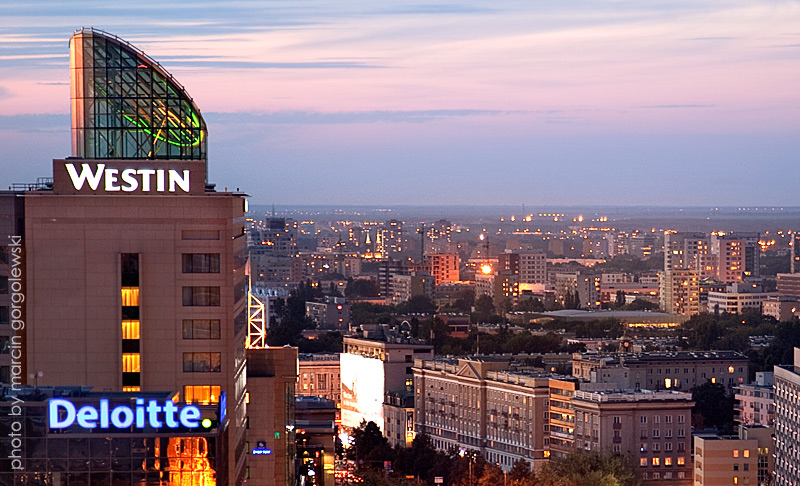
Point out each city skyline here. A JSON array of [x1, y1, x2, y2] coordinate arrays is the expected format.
[[2, 0, 799, 206]]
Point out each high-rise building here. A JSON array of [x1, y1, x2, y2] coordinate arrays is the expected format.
[[773, 347, 800, 486], [660, 269, 700, 315], [429, 253, 460, 285], [6, 28, 253, 485]]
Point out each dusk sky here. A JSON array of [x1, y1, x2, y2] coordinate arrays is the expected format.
[[1, 1, 798, 207]]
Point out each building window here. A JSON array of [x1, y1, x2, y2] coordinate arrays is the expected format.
[[743, 450, 749, 458], [665, 457, 672, 466], [183, 352, 222, 372], [677, 457, 685, 466], [184, 385, 221, 404], [122, 353, 140, 373], [182, 319, 221, 339], [121, 320, 140, 339], [182, 254, 220, 273], [182, 286, 221, 306], [677, 428, 685, 437], [652, 457, 660, 466], [733, 450, 739, 458], [640, 458, 647, 467], [0, 306, 8, 325], [121, 287, 140, 306]]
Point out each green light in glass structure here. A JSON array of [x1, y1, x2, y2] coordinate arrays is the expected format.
[[70, 28, 207, 161]]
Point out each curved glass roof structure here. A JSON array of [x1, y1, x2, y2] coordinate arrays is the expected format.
[[70, 28, 207, 161]]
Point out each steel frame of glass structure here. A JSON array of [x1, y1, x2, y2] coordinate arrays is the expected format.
[[70, 28, 207, 162]]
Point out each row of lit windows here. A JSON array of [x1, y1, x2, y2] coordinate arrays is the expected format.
[[640, 456, 685, 466]]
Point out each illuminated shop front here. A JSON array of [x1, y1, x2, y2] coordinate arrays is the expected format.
[[0, 387, 226, 486]]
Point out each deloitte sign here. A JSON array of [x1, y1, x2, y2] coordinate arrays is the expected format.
[[49, 398, 206, 430]]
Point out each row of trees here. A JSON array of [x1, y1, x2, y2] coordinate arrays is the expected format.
[[349, 421, 641, 486]]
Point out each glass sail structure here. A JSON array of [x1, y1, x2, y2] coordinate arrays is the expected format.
[[70, 28, 207, 161]]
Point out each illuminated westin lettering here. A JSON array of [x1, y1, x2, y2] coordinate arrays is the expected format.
[[66, 163, 190, 193], [49, 398, 201, 429]]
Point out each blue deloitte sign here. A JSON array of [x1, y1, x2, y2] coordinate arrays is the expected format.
[[49, 398, 203, 430]]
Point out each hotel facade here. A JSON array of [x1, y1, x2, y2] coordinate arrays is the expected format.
[[1, 29, 256, 486]]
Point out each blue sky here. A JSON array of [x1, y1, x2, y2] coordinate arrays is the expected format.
[[1, 0, 799, 206]]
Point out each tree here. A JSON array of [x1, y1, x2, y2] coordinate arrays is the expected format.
[[397, 294, 437, 314], [350, 420, 391, 466], [537, 451, 642, 486], [509, 459, 535, 486], [691, 381, 735, 433], [477, 462, 505, 486]]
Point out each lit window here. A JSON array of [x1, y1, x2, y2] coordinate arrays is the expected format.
[[743, 450, 749, 458], [122, 386, 140, 392], [734, 476, 738, 484], [121, 287, 140, 306], [122, 320, 140, 339], [665, 457, 672, 466], [122, 353, 140, 373], [184, 385, 221, 404], [677, 457, 685, 465], [729, 366, 735, 373], [733, 450, 739, 458], [652, 457, 660, 466], [640, 458, 647, 467]]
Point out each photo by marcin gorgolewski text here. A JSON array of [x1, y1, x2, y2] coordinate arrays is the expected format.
[[7, 234, 25, 470]]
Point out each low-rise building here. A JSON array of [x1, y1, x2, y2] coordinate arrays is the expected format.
[[572, 351, 749, 392], [298, 354, 341, 405], [735, 372, 774, 427], [707, 283, 776, 315], [694, 434, 758, 486]]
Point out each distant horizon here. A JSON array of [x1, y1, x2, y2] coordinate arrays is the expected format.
[[2, 2, 799, 206]]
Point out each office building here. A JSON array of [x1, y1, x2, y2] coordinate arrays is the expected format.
[[3, 28, 257, 485], [2, 387, 226, 486], [773, 347, 800, 486]]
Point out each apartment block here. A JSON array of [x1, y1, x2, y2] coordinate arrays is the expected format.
[[572, 351, 749, 392], [734, 372, 775, 427], [574, 390, 693, 486]]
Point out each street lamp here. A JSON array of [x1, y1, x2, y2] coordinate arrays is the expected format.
[[459, 449, 473, 486]]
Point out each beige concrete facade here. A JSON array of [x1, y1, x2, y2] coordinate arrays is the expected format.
[[572, 351, 749, 392], [22, 161, 249, 485], [574, 390, 693, 486], [298, 353, 341, 404], [694, 435, 758, 486], [413, 357, 556, 471]]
